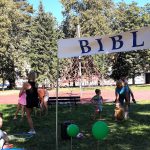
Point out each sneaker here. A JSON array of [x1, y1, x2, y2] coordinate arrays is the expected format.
[[28, 129, 36, 134]]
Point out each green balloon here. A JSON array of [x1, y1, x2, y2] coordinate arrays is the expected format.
[[67, 124, 79, 137], [92, 121, 109, 140]]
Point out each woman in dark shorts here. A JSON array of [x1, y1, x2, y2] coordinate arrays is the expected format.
[[26, 71, 39, 134]]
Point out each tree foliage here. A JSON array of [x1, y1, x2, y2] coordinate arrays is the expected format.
[[0, 0, 32, 88], [28, 1, 63, 85], [110, 2, 150, 82], [0, 0, 150, 88], [110, 53, 131, 80], [60, 0, 115, 84]]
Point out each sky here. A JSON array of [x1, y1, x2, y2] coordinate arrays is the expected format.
[[27, 0, 149, 23]]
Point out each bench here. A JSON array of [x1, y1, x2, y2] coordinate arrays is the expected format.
[[47, 96, 80, 106]]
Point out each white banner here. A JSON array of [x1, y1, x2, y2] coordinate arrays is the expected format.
[[58, 26, 150, 58]]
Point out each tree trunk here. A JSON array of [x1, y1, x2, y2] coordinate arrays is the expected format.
[[2, 78, 5, 91], [73, 80, 76, 87], [1, 55, 5, 91], [8, 79, 15, 89], [98, 80, 100, 86], [7, 56, 16, 89], [68, 81, 70, 87], [132, 76, 135, 85]]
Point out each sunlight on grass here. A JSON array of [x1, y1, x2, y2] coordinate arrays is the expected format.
[[136, 112, 150, 115], [128, 125, 149, 135], [0, 90, 19, 95], [0, 100, 150, 149]]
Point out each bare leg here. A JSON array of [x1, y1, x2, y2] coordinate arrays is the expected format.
[[124, 104, 129, 120], [99, 112, 102, 119], [14, 104, 21, 119], [92, 110, 97, 120], [40, 101, 44, 112], [21, 105, 25, 118], [44, 101, 48, 115], [25, 107, 34, 130]]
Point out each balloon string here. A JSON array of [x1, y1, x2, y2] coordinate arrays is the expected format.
[[97, 140, 100, 150], [71, 137, 72, 150]]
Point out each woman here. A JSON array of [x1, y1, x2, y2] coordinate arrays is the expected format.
[[115, 79, 129, 119], [115, 80, 129, 105], [26, 71, 39, 134]]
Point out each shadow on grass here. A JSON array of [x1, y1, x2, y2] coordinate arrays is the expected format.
[[0, 102, 150, 150]]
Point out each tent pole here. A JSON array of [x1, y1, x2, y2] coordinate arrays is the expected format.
[[56, 58, 59, 150], [77, 25, 82, 97]]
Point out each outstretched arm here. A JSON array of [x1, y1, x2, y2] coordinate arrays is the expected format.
[[129, 88, 136, 103], [115, 88, 119, 103], [19, 88, 25, 97], [129, 88, 134, 99], [90, 97, 94, 103], [0, 113, 3, 128]]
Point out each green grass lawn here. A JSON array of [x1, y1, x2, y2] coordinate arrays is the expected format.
[[0, 101, 150, 150]]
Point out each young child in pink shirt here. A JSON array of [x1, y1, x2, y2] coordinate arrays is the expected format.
[[14, 82, 31, 120]]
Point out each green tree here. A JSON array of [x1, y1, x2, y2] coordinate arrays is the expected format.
[[0, 0, 12, 89], [110, 53, 131, 81], [60, 0, 114, 85], [110, 2, 150, 83], [93, 54, 110, 84], [29, 1, 62, 85], [0, 0, 33, 89]]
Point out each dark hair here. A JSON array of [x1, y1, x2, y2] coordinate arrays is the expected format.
[[95, 89, 100, 94], [28, 70, 37, 81]]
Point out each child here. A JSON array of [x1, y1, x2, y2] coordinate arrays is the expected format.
[[38, 85, 45, 113], [114, 103, 124, 121], [14, 82, 31, 120], [0, 113, 13, 149], [115, 80, 130, 120], [43, 85, 49, 115], [38, 85, 49, 115], [122, 79, 136, 119], [90, 89, 103, 120]]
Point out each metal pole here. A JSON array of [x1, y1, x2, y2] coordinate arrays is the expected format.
[[56, 58, 59, 150], [71, 137, 72, 150], [77, 25, 82, 97]]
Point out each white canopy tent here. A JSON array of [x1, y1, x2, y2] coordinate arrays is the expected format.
[[55, 26, 150, 149]]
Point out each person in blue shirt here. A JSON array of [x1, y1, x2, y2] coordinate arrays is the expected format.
[[123, 79, 136, 104], [115, 80, 129, 105], [115, 80, 129, 119]]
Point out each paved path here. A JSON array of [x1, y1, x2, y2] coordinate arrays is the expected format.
[[0, 90, 150, 104]]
